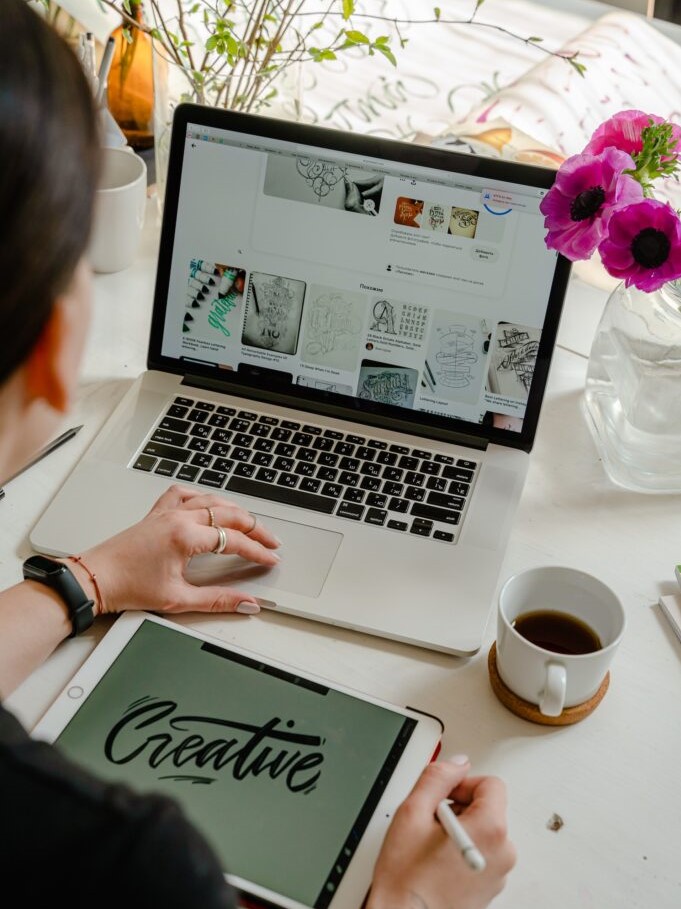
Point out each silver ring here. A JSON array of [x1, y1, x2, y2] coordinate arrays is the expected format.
[[206, 507, 216, 528], [245, 512, 257, 535], [212, 526, 228, 554]]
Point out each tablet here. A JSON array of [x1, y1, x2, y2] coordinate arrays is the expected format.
[[33, 613, 443, 909]]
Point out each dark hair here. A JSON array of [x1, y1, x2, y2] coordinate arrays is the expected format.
[[0, 0, 99, 385]]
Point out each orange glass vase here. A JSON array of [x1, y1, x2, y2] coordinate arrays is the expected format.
[[107, 3, 154, 150]]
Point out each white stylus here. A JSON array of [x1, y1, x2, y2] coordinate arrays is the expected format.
[[436, 798, 486, 872]]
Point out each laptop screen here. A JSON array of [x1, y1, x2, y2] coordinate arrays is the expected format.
[[150, 105, 570, 451]]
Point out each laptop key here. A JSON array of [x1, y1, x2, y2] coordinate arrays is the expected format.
[[321, 482, 343, 498], [457, 459, 477, 470], [190, 424, 211, 438], [273, 457, 294, 472], [226, 476, 336, 513], [294, 462, 315, 476], [187, 437, 210, 452], [231, 447, 251, 462], [387, 519, 408, 531], [334, 442, 355, 456], [410, 519, 433, 537], [317, 452, 339, 467], [365, 508, 387, 526], [299, 477, 321, 493], [191, 452, 213, 468], [411, 503, 461, 525], [360, 462, 381, 477], [277, 473, 299, 488], [152, 428, 189, 447], [398, 455, 419, 471], [383, 467, 403, 482], [238, 410, 257, 420], [256, 468, 277, 484], [160, 416, 190, 432], [368, 439, 388, 449], [434, 530, 455, 542], [312, 437, 334, 451], [251, 452, 273, 467], [360, 476, 381, 492], [166, 404, 189, 417], [217, 405, 236, 416], [411, 449, 431, 460], [337, 501, 365, 521], [275, 442, 296, 457], [143, 441, 191, 463], [355, 446, 375, 460], [253, 438, 275, 452], [338, 471, 358, 487], [209, 442, 231, 458], [233, 433, 253, 448], [292, 432, 313, 447], [420, 461, 441, 476], [346, 434, 366, 445], [427, 491, 465, 510], [133, 454, 157, 472], [208, 413, 229, 428], [338, 456, 360, 472], [366, 493, 388, 508], [376, 450, 397, 466], [198, 470, 227, 488], [249, 423, 271, 437], [343, 487, 365, 502], [442, 466, 474, 482], [302, 424, 322, 435], [389, 497, 409, 513], [317, 467, 338, 482], [214, 458, 235, 474], [211, 428, 232, 443], [389, 444, 409, 454], [281, 420, 300, 430], [188, 408, 209, 423], [297, 447, 316, 463], [405, 486, 425, 502], [176, 464, 200, 482], [323, 429, 343, 439], [233, 462, 256, 478], [173, 396, 194, 408], [426, 476, 447, 492], [229, 418, 251, 432], [195, 401, 215, 411], [270, 427, 292, 442], [383, 482, 404, 497], [259, 415, 279, 425], [404, 471, 424, 487], [434, 454, 454, 464], [448, 481, 470, 497]]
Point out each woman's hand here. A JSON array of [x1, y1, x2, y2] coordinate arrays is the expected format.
[[368, 757, 516, 909], [73, 485, 280, 617]]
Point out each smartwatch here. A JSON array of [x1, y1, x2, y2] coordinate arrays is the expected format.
[[22, 555, 94, 638]]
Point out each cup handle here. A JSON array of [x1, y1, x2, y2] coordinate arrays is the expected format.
[[539, 662, 566, 716]]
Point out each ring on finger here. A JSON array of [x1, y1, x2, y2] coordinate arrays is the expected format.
[[212, 526, 228, 554], [206, 506, 216, 528], [245, 512, 257, 536]]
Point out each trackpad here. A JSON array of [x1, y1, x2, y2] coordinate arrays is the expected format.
[[185, 514, 343, 598]]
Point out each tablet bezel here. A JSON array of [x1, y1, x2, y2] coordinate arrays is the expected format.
[[32, 613, 443, 909]]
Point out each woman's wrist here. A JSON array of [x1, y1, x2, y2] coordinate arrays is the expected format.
[[57, 555, 105, 619]]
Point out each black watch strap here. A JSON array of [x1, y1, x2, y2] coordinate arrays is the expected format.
[[22, 555, 94, 638]]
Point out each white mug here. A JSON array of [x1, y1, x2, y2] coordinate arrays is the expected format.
[[89, 147, 147, 273], [496, 566, 626, 717]]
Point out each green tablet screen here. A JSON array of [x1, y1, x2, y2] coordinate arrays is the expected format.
[[55, 620, 416, 908]]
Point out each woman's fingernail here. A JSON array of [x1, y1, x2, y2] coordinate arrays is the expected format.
[[274, 537, 284, 546], [236, 601, 260, 615], [446, 754, 470, 765], [270, 552, 281, 562]]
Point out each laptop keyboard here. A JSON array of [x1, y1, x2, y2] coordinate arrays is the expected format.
[[130, 396, 480, 544]]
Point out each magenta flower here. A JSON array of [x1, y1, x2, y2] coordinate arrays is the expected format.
[[598, 199, 681, 292], [584, 109, 681, 163], [539, 148, 644, 260]]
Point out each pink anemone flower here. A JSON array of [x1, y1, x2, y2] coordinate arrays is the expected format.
[[539, 148, 644, 260], [598, 198, 681, 292], [584, 109, 681, 162]]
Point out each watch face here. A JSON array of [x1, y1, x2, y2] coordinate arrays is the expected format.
[[23, 555, 66, 579]]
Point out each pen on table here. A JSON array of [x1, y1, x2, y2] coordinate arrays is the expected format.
[[95, 35, 116, 108], [436, 798, 486, 872], [0, 425, 83, 495]]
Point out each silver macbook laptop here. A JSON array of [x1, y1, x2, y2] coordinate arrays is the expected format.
[[31, 104, 570, 655]]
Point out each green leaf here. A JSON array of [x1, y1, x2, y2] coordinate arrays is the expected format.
[[345, 30, 369, 44], [527, 36, 543, 43], [205, 35, 218, 51], [150, 28, 163, 41], [342, 0, 355, 21], [374, 43, 397, 66], [434, 6, 441, 19], [475, 0, 485, 9]]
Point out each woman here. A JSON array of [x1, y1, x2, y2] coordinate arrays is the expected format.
[[0, 2, 515, 904]]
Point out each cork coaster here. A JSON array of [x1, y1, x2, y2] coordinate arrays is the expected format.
[[487, 642, 610, 726]]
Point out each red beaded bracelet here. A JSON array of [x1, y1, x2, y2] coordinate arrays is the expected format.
[[68, 555, 103, 616]]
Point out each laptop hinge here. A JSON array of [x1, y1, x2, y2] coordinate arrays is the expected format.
[[181, 373, 489, 451]]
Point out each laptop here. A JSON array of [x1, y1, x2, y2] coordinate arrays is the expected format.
[[31, 103, 570, 656]]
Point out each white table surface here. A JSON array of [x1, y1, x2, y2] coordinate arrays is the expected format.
[[3, 196, 681, 908]]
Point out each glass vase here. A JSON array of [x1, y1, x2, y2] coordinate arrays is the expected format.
[[583, 279, 681, 493]]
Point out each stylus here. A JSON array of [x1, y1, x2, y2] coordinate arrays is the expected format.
[[0, 425, 83, 489], [436, 798, 486, 872]]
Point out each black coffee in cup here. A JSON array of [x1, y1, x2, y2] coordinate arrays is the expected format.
[[512, 610, 602, 655]]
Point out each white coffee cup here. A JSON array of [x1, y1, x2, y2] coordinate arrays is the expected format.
[[496, 566, 626, 717], [89, 147, 147, 273]]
